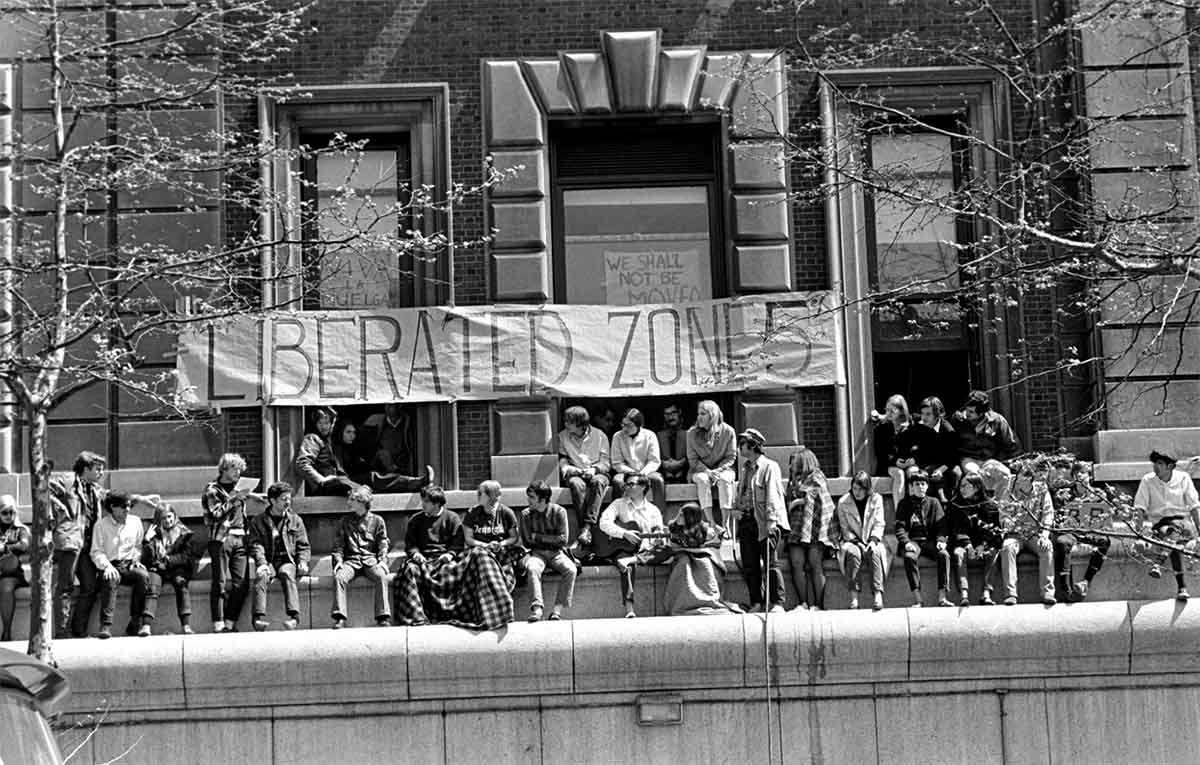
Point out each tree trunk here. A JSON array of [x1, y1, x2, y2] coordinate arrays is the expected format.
[[25, 407, 56, 665]]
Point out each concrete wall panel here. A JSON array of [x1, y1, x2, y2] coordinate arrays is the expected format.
[[409, 622, 573, 699], [1130, 599, 1200, 674], [1105, 380, 1200, 429], [1044, 686, 1200, 763], [494, 404, 554, 455], [736, 244, 793, 293], [779, 698, 877, 764], [483, 61, 546, 146], [1102, 326, 1200, 377], [875, 693, 1005, 764], [446, 709, 541, 763], [274, 711, 444, 765], [1085, 68, 1191, 117], [491, 250, 551, 301], [733, 193, 789, 240], [490, 149, 549, 198]]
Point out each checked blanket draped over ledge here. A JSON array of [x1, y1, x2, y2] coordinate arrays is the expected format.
[[393, 546, 524, 630]]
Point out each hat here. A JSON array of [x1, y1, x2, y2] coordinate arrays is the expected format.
[[1149, 450, 1177, 465], [737, 428, 766, 448]]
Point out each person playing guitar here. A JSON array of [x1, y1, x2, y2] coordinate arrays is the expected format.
[[596, 473, 669, 618]]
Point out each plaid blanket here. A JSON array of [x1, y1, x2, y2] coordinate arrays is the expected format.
[[393, 545, 524, 630]]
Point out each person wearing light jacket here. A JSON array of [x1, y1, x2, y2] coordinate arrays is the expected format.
[[91, 492, 151, 638], [732, 428, 789, 613], [835, 471, 888, 611]]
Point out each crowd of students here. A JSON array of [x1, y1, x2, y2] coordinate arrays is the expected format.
[[0, 390, 1197, 641]]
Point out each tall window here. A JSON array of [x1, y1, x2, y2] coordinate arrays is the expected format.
[[865, 117, 980, 409], [301, 132, 413, 310], [551, 121, 726, 304]]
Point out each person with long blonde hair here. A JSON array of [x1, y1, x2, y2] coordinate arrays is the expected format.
[[873, 394, 917, 505], [687, 399, 737, 536]]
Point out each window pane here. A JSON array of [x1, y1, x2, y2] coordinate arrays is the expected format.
[[870, 133, 959, 293], [315, 149, 402, 309], [563, 186, 712, 305]]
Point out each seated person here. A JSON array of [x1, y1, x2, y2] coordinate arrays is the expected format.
[[1134, 449, 1200, 601], [330, 486, 391, 628], [598, 473, 669, 619], [999, 459, 1056, 606], [0, 495, 31, 642], [894, 471, 951, 607], [834, 471, 887, 611], [295, 406, 357, 497], [520, 481, 577, 623], [656, 403, 689, 484], [558, 405, 611, 549], [912, 396, 960, 501], [1051, 460, 1110, 602], [394, 485, 514, 630], [786, 448, 836, 611], [611, 408, 667, 511], [143, 503, 199, 635], [91, 492, 152, 638], [332, 420, 373, 486], [945, 473, 1002, 606], [365, 403, 436, 493], [952, 390, 1019, 501], [663, 502, 738, 615], [688, 399, 738, 535], [463, 480, 525, 590], [249, 482, 312, 631], [872, 393, 919, 503]]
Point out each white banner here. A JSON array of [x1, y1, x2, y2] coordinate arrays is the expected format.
[[176, 292, 843, 407]]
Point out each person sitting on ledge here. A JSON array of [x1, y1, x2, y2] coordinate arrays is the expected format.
[[657, 403, 689, 485], [688, 399, 738, 537], [462, 480, 526, 592], [834, 471, 888, 611], [558, 405, 611, 552], [663, 502, 739, 616], [367, 403, 436, 493], [91, 492, 152, 638], [611, 407, 667, 511], [394, 485, 515, 630], [330, 486, 392, 628], [952, 390, 1019, 502], [295, 406, 358, 497], [597, 473, 669, 619], [142, 503, 199, 635], [895, 471, 952, 608], [999, 459, 1056, 606], [520, 480, 577, 623], [0, 495, 31, 642], [249, 482, 311, 632], [1134, 450, 1200, 601], [946, 472, 1002, 606], [1051, 460, 1111, 602]]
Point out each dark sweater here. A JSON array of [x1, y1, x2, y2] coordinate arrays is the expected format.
[[945, 496, 1001, 547], [404, 509, 464, 556], [894, 495, 947, 546], [873, 421, 920, 474]]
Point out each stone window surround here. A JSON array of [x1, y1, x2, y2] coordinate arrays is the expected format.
[[819, 66, 1023, 471], [257, 83, 458, 489]]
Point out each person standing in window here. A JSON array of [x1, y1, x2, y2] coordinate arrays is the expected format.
[[0, 496, 30, 643], [201, 452, 254, 633], [952, 390, 1019, 502], [785, 448, 835, 611], [249, 482, 311, 632], [521, 481, 576, 622], [687, 399, 737, 537], [143, 504, 199, 635], [733, 428, 789, 613], [611, 408, 666, 512], [873, 394, 918, 506], [557, 405, 611, 551], [1134, 450, 1200, 601], [657, 403, 689, 485], [332, 420, 373, 487], [367, 403, 435, 493], [48, 451, 107, 638], [835, 472, 888, 611]]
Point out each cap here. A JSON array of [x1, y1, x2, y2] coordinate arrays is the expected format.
[[1149, 450, 1177, 465], [737, 428, 766, 448]]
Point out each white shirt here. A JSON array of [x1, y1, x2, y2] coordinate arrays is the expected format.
[[1134, 469, 1200, 523], [598, 497, 665, 553], [91, 514, 145, 570], [611, 428, 662, 475]]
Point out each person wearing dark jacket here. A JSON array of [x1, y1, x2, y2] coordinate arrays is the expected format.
[[48, 450, 107, 638], [143, 504, 199, 634], [872, 394, 919, 505], [249, 482, 312, 631], [330, 486, 391, 628], [945, 473, 1002, 606], [294, 406, 357, 497], [912, 396, 961, 501], [0, 495, 31, 642], [894, 472, 951, 607]]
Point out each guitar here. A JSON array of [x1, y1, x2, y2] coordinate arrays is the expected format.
[[591, 518, 672, 560]]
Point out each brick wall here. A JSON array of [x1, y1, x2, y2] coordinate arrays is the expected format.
[[226, 410, 264, 478], [234, 0, 1088, 476]]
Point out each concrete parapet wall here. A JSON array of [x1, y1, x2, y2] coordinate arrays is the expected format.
[[25, 600, 1200, 764]]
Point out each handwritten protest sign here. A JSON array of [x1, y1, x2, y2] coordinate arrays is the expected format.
[[603, 248, 708, 305], [177, 292, 843, 407]]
